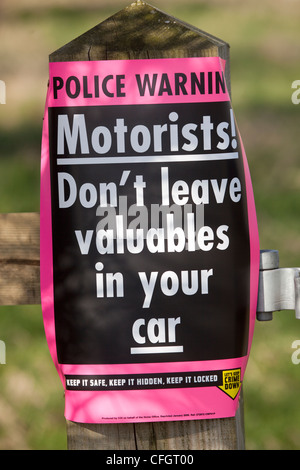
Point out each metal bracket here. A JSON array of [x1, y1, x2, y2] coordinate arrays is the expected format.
[[257, 249, 300, 321]]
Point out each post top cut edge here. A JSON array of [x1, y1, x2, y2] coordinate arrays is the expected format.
[[49, 1, 229, 62]]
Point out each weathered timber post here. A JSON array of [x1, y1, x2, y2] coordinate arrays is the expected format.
[[47, 2, 242, 450], [0, 213, 40, 305]]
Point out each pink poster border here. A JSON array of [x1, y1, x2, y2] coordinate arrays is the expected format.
[[40, 56, 260, 423]]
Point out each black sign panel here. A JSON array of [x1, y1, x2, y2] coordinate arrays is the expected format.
[[48, 102, 250, 365]]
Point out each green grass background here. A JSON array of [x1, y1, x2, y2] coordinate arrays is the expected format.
[[0, 0, 299, 449]]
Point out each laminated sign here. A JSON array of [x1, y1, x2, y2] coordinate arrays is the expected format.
[[40, 57, 260, 423]]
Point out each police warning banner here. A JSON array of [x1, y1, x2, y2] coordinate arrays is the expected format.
[[40, 57, 260, 423]]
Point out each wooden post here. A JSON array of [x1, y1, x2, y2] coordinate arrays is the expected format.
[[48, 1, 243, 450], [0, 212, 40, 305]]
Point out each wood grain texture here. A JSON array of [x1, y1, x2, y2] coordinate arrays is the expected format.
[[0, 212, 40, 305], [66, 417, 239, 450]]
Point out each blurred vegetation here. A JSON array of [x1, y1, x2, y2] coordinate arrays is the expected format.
[[0, 0, 299, 449]]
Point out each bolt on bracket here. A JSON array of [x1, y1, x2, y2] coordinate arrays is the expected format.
[[257, 249, 300, 321]]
